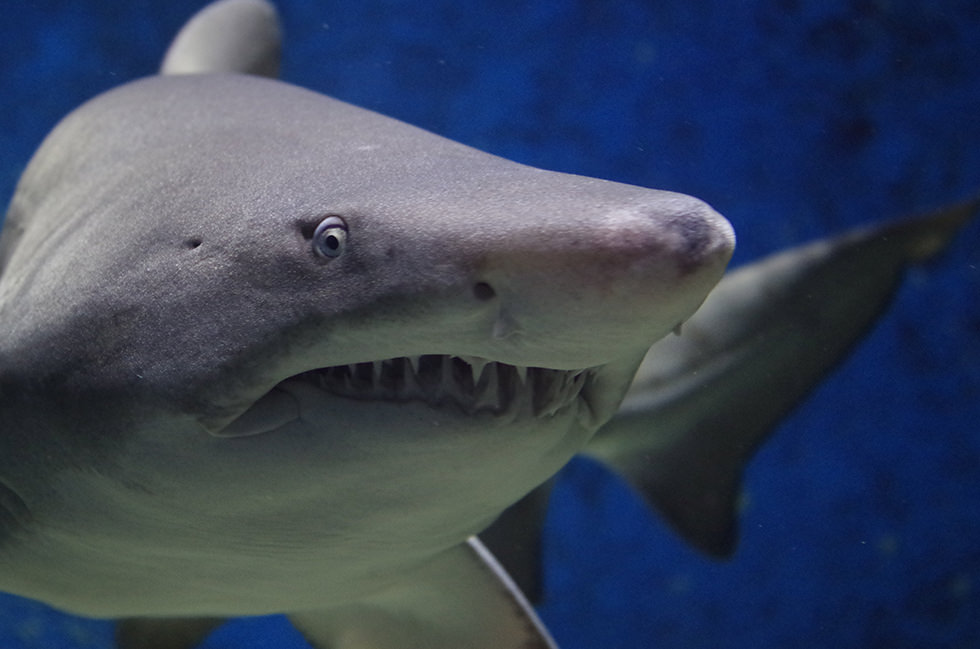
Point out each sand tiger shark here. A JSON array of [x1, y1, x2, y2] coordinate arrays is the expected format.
[[0, 1, 975, 648]]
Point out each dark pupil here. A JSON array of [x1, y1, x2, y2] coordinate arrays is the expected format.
[[325, 234, 339, 250]]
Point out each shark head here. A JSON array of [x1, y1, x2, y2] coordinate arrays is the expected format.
[[0, 72, 732, 615]]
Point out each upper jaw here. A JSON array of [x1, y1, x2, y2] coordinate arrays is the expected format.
[[294, 354, 598, 419], [205, 353, 621, 438]]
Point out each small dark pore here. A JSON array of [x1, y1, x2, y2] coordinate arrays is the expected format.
[[473, 281, 496, 301], [298, 221, 317, 240], [666, 213, 714, 276], [183, 237, 203, 250]]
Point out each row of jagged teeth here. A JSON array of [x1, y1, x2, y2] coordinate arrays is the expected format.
[[306, 355, 589, 417]]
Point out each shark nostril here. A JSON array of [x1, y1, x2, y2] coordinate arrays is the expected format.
[[472, 282, 496, 302]]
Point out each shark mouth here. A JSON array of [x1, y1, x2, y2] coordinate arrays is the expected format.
[[297, 355, 595, 418]]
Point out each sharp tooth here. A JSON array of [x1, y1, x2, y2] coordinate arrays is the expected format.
[[532, 369, 563, 417], [449, 357, 476, 398], [407, 355, 422, 375], [460, 356, 489, 383], [474, 362, 499, 411], [373, 361, 385, 384], [401, 362, 423, 399], [514, 365, 528, 385]]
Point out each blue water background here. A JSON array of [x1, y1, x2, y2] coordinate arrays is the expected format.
[[1, 1, 979, 648]]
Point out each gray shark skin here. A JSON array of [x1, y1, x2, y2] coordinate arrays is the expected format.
[[0, 2, 976, 649], [0, 1, 732, 648]]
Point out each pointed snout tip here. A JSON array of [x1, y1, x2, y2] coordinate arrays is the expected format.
[[652, 194, 736, 278]]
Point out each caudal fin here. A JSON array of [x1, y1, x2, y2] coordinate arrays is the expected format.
[[586, 196, 979, 557]]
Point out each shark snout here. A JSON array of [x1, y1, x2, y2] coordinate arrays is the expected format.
[[470, 190, 734, 368], [644, 195, 736, 277]]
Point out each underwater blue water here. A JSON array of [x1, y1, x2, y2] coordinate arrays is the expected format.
[[1, 1, 979, 648]]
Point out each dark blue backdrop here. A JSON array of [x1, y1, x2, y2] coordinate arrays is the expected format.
[[1, 1, 979, 648]]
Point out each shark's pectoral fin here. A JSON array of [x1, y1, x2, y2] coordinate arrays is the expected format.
[[478, 480, 554, 604], [116, 616, 225, 649], [289, 537, 558, 649], [586, 196, 980, 557], [160, 0, 282, 78]]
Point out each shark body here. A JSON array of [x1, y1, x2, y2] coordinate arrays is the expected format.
[[0, 1, 733, 647], [1, 2, 976, 648]]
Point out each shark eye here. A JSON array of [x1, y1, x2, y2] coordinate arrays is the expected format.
[[313, 216, 348, 259]]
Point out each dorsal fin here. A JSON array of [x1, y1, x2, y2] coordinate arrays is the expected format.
[[161, 0, 282, 78]]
